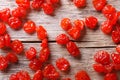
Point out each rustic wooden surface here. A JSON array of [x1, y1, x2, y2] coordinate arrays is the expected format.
[[0, 0, 120, 80]]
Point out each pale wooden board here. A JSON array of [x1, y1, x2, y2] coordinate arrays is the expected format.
[[0, 0, 120, 80]]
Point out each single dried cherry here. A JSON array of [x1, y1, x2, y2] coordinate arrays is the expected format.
[[94, 50, 110, 65], [43, 64, 60, 79], [66, 41, 80, 57], [11, 40, 24, 54], [56, 34, 70, 45], [56, 57, 70, 71], [23, 20, 36, 34], [75, 70, 90, 80], [25, 47, 37, 60]]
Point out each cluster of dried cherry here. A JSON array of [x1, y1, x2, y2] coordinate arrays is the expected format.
[[93, 47, 120, 80], [0, 0, 120, 80]]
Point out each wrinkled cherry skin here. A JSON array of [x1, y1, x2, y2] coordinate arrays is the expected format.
[[56, 57, 70, 71], [8, 17, 22, 30], [56, 34, 70, 45], [12, 7, 27, 19], [41, 38, 48, 48], [68, 27, 81, 40], [32, 0, 44, 10], [111, 52, 120, 64], [0, 55, 8, 70], [74, 19, 84, 31], [93, 63, 114, 73], [116, 45, 120, 53], [6, 53, 18, 63], [43, 64, 60, 79], [0, 36, 5, 49], [66, 41, 80, 57], [9, 70, 31, 80], [85, 16, 98, 29], [75, 70, 90, 80], [113, 63, 120, 70], [93, 63, 106, 73], [23, 20, 36, 34], [0, 22, 6, 35], [25, 47, 37, 60], [101, 20, 113, 34], [42, 3, 54, 15], [94, 50, 110, 65], [33, 70, 43, 80], [112, 30, 120, 44], [73, 0, 86, 8], [0, 8, 11, 22], [102, 4, 116, 19], [61, 18, 72, 31], [36, 26, 47, 40], [39, 47, 50, 63], [92, 0, 106, 11], [104, 73, 118, 80], [11, 40, 24, 54], [16, 0, 30, 10], [4, 33, 11, 48], [0, 34, 11, 49], [29, 58, 43, 71]]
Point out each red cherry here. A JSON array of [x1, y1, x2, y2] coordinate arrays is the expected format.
[[56, 58, 70, 71]]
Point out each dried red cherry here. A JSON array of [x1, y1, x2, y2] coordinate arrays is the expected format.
[[85, 16, 98, 29], [94, 50, 110, 65], [33, 70, 43, 80], [0, 22, 6, 35], [56, 34, 70, 45], [61, 18, 72, 31], [102, 4, 116, 19], [36, 26, 47, 40], [42, 3, 54, 15], [23, 20, 36, 34], [41, 38, 48, 48], [111, 52, 120, 64], [32, 0, 44, 10], [16, 0, 30, 10], [75, 70, 90, 80], [11, 40, 24, 54], [0, 55, 8, 70], [0, 8, 11, 22], [8, 17, 22, 30], [101, 20, 113, 34], [10, 70, 31, 80], [68, 27, 81, 40], [66, 41, 80, 57], [39, 47, 50, 63], [29, 58, 42, 71], [104, 73, 118, 80], [43, 64, 60, 79], [73, 0, 86, 8], [25, 47, 37, 60], [92, 0, 106, 11], [93, 63, 106, 73], [56, 57, 70, 71], [12, 7, 27, 19], [4, 33, 11, 48], [6, 52, 18, 63], [74, 19, 84, 31]]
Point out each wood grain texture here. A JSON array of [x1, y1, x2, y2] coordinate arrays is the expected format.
[[0, 0, 120, 80]]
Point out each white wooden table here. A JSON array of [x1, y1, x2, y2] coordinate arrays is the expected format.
[[0, 0, 120, 80]]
